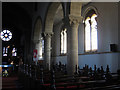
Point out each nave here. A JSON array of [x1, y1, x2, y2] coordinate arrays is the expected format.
[[1, 2, 120, 90], [17, 62, 120, 89]]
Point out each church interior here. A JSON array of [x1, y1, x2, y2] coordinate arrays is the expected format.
[[1, 1, 120, 89]]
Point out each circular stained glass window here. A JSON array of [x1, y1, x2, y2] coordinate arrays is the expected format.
[[0, 30, 12, 41]]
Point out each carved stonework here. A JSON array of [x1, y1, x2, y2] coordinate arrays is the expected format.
[[33, 40, 41, 44], [69, 14, 83, 25], [44, 32, 54, 38], [62, 17, 70, 27]]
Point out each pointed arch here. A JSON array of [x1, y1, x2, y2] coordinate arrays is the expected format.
[[70, 2, 82, 17], [83, 7, 98, 52], [45, 2, 65, 33], [33, 17, 42, 41], [33, 17, 44, 60], [82, 6, 98, 21]]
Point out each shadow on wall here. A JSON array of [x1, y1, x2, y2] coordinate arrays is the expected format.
[[54, 56, 67, 65], [78, 53, 119, 73]]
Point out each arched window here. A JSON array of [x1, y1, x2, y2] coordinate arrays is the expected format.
[[3, 47, 8, 56], [61, 28, 67, 54], [38, 37, 44, 60], [40, 37, 44, 59], [85, 10, 98, 52], [12, 47, 17, 56]]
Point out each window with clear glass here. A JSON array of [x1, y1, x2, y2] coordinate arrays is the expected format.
[[40, 37, 44, 59], [37, 37, 44, 60], [42, 38, 44, 54], [61, 28, 67, 54], [85, 13, 98, 52]]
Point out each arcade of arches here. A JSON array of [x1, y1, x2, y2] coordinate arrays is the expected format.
[[1, 2, 120, 89]]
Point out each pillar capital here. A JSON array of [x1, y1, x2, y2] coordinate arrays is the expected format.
[[69, 14, 83, 25], [33, 40, 40, 44], [44, 32, 54, 38], [62, 17, 70, 27], [33, 39, 41, 44]]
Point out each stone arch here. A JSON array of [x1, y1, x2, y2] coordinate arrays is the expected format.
[[33, 17, 43, 61], [44, 2, 65, 33], [33, 17, 42, 42], [82, 6, 98, 21], [67, 2, 83, 75], [70, 2, 82, 17], [44, 2, 65, 69]]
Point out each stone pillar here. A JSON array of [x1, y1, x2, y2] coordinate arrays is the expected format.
[[52, 21, 64, 65], [44, 32, 53, 70], [67, 15, 82, 75]]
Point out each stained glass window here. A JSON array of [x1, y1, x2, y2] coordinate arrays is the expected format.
[[0, 30, 12, 41], [85, 14, 98, 52], [61, 28, 67, 54], [12, 48, 17, 56], [3, 47, 8, 56]]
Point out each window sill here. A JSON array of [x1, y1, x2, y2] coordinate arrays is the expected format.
[[79, 51, 120, 55], [52, 51, 120, 57], [60, 53, 67, 56]]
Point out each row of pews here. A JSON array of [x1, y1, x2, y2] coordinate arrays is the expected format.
[[18, 62, 120, 89]]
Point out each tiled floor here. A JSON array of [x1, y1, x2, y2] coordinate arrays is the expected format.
[[2, 74, 23, 90]]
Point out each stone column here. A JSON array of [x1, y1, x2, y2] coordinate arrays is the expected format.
[[44, 32, 53, 70], [67, 15, 82, 75], [52, 21, 64, 65]]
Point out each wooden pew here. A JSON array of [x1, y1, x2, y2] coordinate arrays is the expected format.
[[19, 64, 120, 89]]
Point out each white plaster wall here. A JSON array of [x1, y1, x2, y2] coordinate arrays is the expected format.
[[52, 2, 119, 73], [80, 2, 118, 53], [96, 2, 118, 52], [78, 53, 118, 73], [53, 56, 67, 65], [78, 2, 119, 73], [54, 53, 119, 73]]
